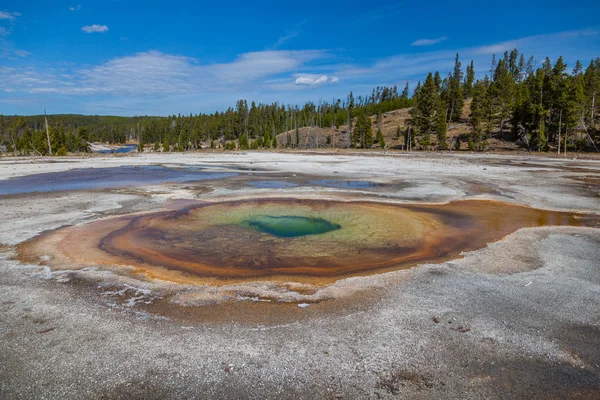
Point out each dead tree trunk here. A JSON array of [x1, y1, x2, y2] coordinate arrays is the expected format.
[[580, 117, 599, 153], [44, 109, 52, 156], [558, 109, 562, 155]]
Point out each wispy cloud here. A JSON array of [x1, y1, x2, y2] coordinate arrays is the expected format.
[[411, 36, 448, 46], [273, 31, 299, 48], [272, 20, 306, 49], [82, 24, 108, 33], [294, 74, 339, 86], [208, 50, 328, 83], [473, 29, 599, 54], [13, 49, 30, 57], [0, 49, 333, 96], [69, 5, 81, 11], [0, 11, 21, 21], [0, 10, 20, 39]]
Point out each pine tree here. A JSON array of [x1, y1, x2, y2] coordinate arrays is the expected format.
[[470, 80, 489, 151], [375, 128, 385, 148], [549, 56, 569, 147], [447, 53, 465, 122], [434, 71, 442, 92], [489, 57, 515, 132], [401, 82, 410, 100], [353, 113, 373, 148], [583, 58, 600, 130], [565, 62, 587, 151], [463, 60, 475, 97], [239, 133, 249, 150], [436, 100, 448, 149], [410, 73, 446, 149]]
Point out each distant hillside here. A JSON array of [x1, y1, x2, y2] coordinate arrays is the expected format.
[[275, 100, 521, 152]]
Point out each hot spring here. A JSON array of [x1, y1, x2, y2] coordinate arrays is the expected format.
[[17, 198, 598, 285]]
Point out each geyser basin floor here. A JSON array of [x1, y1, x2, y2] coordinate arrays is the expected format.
[[3, 153, 600, 399], [18, 199, 598, 286]]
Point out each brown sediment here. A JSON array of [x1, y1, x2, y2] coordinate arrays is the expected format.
[[16, 199, 599, 287], [571, 175, 600, 185]]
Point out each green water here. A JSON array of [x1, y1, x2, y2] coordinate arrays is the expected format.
[[242, 215, 341, 238]]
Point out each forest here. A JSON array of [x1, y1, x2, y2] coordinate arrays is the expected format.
[[1, 49, 599, 155]]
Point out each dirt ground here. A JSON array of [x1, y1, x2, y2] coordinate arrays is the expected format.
[[0, 151, 599, 399]]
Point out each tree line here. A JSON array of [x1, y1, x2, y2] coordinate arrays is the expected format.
[[1, 49, 599, 154], [0, 86, 412, 154]]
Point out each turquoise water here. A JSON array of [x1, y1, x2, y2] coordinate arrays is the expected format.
[[242, 215, 341, 237]]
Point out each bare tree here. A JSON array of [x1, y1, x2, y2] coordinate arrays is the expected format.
[[44, 109, 52, 156]]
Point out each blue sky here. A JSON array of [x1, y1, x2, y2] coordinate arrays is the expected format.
[[1, 0, 600, 116]]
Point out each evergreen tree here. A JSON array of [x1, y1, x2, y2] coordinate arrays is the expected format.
[[470, 80, 490, 151], [447, 53, 465, 122], [463, 60, 475, 97], [410, 73, 446, 149], [239, 133, 249, 150], [433, 71, 442, 92], [353, 113, 373, 148], [489, 56, 515, 132], [401, 82, 410, 99], [375, 128, 385, 148], [583, 58, 600, 130], [436, 100, 448, 149]]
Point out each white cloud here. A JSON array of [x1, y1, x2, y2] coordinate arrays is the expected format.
[[0, 27, 9, 37], [208, 50, 329, 83], [272, 20, 306, 49], [69, 5, 81, 11], [0, 44, 32, 59], [294, 74, 340, 86], [273, 31, 299, 48], [473, 29, 599, 54], [411, 36, 448, 46], [82, 24, 108, 33], [0, 49, 333, 96], [0, 11, 21, 21], [13, 49, 30, 57], [78, 51, 197, 95]]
